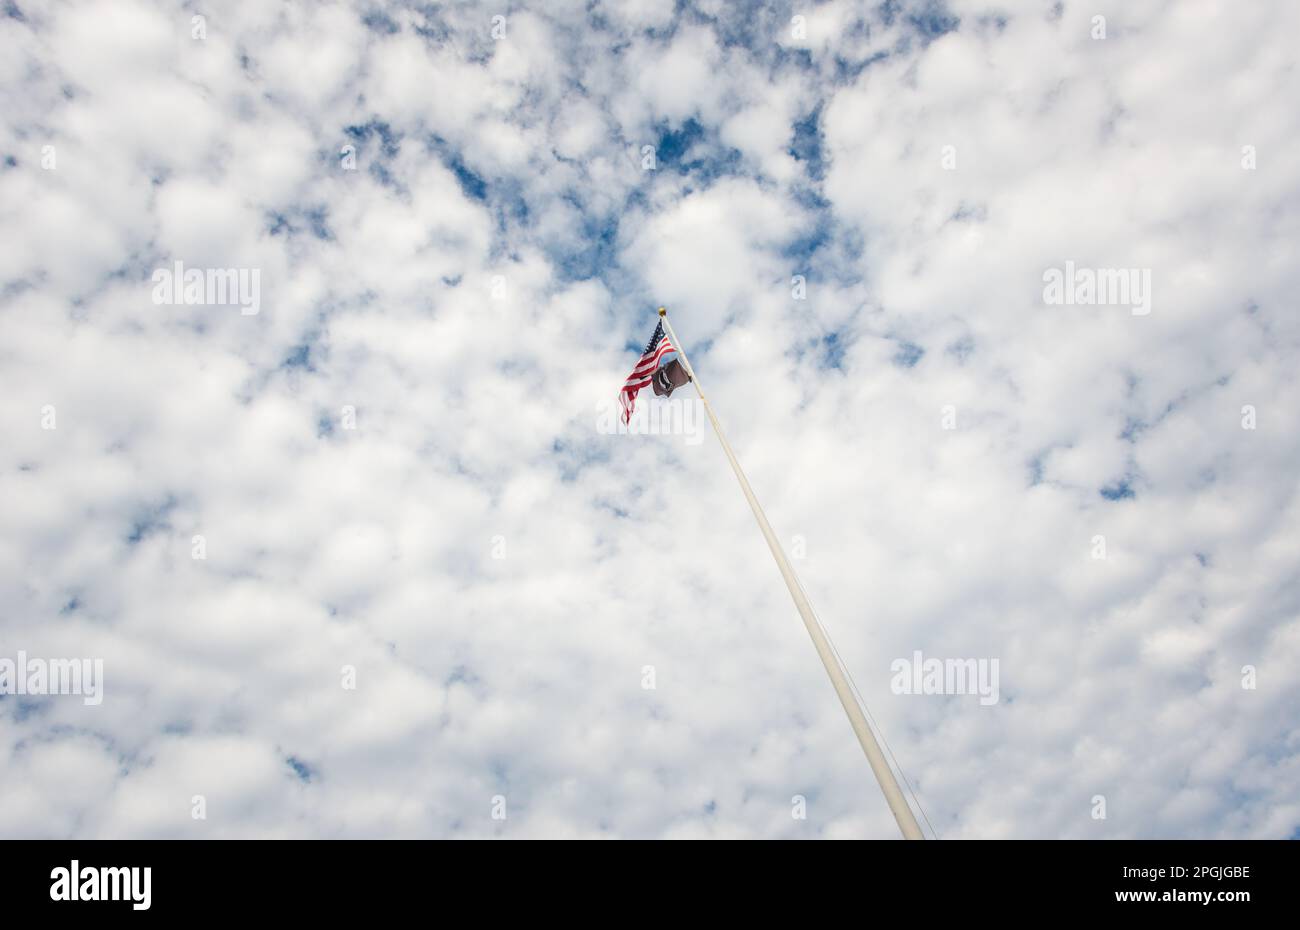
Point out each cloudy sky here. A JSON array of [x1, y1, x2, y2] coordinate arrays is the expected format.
[[1, 0, 1297, 839]]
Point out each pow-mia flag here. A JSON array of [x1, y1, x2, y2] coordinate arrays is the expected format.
[[652, 358, 690, 397]]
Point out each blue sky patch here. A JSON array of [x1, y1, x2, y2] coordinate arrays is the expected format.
[[1100, 479, 1136, 501], [286, 755, 316, 783], [892, 341, 925, 368], [126, 497, 177, 545], [789, 105, 826, 182]]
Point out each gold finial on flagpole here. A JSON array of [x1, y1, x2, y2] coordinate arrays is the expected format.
[[658, 306, 666, 317]]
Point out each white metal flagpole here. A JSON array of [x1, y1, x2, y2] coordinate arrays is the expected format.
[[656, 307, 925, 840]]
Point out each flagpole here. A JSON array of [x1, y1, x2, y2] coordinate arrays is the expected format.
[[656, 307, 925, 840]]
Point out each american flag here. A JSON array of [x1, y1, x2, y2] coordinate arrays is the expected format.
[[619, 320, 676, 423]]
